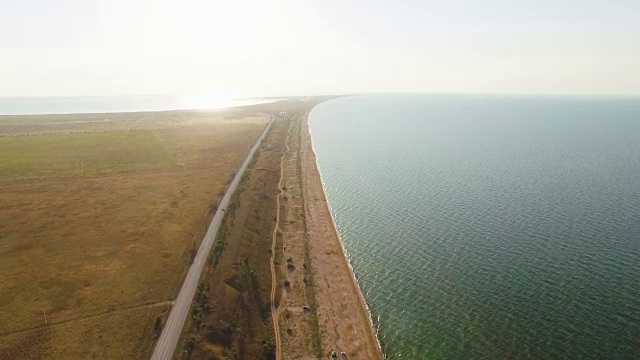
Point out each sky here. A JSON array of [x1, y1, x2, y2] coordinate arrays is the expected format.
[[1, 0, 639, 97]]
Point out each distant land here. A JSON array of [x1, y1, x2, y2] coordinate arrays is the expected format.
[[0, 97, 382, 360], [0, 94, 282, 116]]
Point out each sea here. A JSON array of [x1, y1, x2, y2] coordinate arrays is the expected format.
[[0, 94, 279, 115], [308, 94, 640, 359]]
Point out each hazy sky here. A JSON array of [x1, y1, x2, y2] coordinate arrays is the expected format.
[[1, 0, 639, 97]]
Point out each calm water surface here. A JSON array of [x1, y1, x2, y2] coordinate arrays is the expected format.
[[0, 94, 279, 115], [309, 95, 640, 359]]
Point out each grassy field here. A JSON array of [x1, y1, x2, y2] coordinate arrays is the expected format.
[[0, 110, 267, 358], [176, 99, 332, 360], [175, 115, 287, 360]]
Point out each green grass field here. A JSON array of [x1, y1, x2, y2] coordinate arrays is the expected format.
[[0, 131, 174, 179], [0, 113, 267, 359]]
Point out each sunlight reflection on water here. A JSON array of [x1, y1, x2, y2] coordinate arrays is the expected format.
[[0, 93, 281, 115]]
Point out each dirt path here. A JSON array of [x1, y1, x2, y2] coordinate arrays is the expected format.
[[270, 119, 294, 360], [270, 108, 383, 359]]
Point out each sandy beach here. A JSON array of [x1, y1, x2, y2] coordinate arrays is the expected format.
[[299, 112, 383, 359]]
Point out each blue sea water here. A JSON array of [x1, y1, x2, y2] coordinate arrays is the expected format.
[[309, 95, 640, 359]]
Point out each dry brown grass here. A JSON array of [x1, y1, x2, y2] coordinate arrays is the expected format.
[[277, 112, 323, 359], [176, 116, 287, 360], [177, 99, 335, 360], [0, 111, 267, 359]]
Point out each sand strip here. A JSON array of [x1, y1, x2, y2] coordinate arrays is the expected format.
[[300, 113, 384, 359]]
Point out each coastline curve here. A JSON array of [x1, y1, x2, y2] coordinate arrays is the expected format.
[[303, 107, 385, 359]]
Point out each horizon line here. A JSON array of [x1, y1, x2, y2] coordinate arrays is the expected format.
[[1, 91, 639, 99]]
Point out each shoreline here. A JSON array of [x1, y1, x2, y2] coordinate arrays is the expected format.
[[307, 119, 385, 355], [300, 110, 384, 359]]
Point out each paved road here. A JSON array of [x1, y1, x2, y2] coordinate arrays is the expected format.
[[151, 121, 273, 360]]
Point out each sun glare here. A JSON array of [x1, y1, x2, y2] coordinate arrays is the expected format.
[[179, 92, 242, 110]]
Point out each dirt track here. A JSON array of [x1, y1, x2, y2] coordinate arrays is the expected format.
[[276, 111, 383, 359], [270, 120, 294, 360]]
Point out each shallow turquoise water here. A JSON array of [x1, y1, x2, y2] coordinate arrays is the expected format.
[[309, 95, 640, 359]]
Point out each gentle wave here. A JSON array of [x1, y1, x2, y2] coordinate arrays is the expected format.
[[310, 94, 640, 359]]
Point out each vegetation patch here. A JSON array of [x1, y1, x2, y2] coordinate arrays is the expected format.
[[0, 111, 267, 359], [178, 117, 288, 360]]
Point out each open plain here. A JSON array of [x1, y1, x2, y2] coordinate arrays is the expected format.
[[0, 99, 383, 360], [177, 99, 383, 360], [0, 109, 268, 359]]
